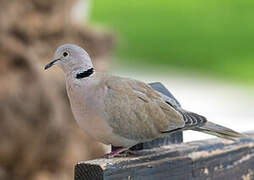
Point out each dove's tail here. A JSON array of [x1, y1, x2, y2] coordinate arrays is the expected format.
[[194, 121, 246, 141]]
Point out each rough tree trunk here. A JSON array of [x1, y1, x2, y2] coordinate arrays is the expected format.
[[0, 0, 114, 179]]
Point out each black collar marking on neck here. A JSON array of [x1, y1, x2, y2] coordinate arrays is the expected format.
[[76, 68, 94, 79]]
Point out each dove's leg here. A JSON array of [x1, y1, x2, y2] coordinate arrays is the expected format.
[[103, 147, 130, 158], [104, 145, 140, 158]]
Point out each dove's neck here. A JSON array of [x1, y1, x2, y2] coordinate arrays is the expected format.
[[65, 68, 96, 97], [65, 64, 94, 79], [75, 68, 94, 79]]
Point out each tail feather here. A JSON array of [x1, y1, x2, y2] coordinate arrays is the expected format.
[[194, 121, 247, 141]]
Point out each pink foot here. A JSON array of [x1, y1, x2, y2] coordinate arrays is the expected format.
[[103, 147, 136, 158]]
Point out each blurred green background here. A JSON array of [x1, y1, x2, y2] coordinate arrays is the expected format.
[[90, 0, 254, 83]]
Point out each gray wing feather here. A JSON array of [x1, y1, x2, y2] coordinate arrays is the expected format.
[[153, 85, 207, 131], [104, 77, 185, 141]]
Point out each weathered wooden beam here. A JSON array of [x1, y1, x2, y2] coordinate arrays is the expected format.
[[75, 132, 254, 180]]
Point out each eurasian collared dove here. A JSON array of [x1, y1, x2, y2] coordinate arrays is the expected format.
[[45, 44, 245, 157]]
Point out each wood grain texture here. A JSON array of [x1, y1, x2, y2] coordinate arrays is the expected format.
[[75, 132, 254, 180]]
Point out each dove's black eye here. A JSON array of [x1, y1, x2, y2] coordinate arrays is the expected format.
[[63, 52, 68, 57]]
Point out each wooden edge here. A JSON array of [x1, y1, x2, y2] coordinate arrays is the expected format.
[[75, 132, 254, 180]]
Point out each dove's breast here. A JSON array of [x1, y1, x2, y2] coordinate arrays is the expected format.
[[65, 77, 138, 147]]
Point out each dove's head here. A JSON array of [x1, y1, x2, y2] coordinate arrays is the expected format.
[[45, 44, 94, 77]]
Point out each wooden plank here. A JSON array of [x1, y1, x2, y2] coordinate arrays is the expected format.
[[75, 132, 254, 180]]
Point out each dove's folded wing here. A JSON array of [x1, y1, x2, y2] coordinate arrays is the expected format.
[[103, 76, 185, 141]]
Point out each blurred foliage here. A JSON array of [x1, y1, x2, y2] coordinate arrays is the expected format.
[[90, 0, 254, 83]]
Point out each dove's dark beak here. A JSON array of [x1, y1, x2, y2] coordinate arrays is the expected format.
[[44, 59, 60, 70]]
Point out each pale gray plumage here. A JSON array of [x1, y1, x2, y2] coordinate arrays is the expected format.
[[45, 44, 245, 148]]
